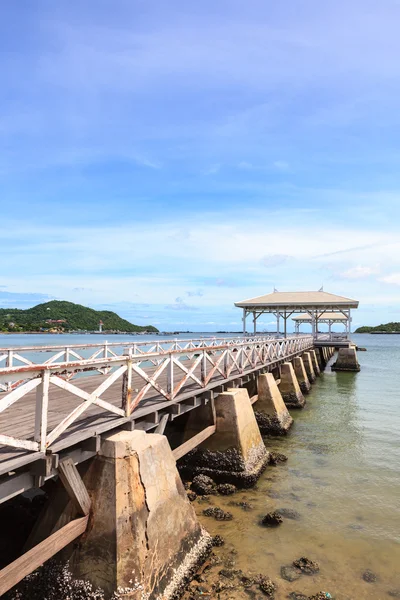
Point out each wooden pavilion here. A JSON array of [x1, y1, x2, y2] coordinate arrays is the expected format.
[[234, 290, 359, 337]]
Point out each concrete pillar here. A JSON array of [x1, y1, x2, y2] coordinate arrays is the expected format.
[[332, 346, 360, 372], [310, 349, 321, 375], [302, 352, 316, 382], [179, 389, 269, 487], [254, 373, 293, 435], [315, 347, 325, 370], [279, 362, 305, 408], [293, 356, 311, 394], [66, 431, 212, 598]]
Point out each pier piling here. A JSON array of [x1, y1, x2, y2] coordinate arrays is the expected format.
[[279, 362, 306, 408], [63, 430, 212, 598], [254, 373, 294, 434], [332, 346, 360, 372], [179, 389, 269, 487], [293, 356, 311, 394]]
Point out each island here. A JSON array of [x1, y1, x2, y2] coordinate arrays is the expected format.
[[0, 300, 159, 334], [355, 322, 400, 334]]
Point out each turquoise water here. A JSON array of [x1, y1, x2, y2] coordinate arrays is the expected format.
[[194, 334, 400, 599]]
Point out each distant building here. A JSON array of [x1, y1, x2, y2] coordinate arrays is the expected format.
[[45, 319, 67, 324]]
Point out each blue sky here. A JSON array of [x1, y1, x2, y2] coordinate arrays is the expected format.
[[1, 0, 400, 331]]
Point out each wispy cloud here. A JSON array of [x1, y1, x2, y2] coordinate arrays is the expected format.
[[340, 266, 379, 279]]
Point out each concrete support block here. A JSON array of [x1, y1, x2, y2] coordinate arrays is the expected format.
[[302, 352, 316, 383], [293, 356, 311, 394], [332, 346, 360, 372], [179, 389, 269, 487], [66, 430, 211, 599], [316, 348, 325, 370], [310, 349, 321, 375], [279, 362, 305, 408], [254, 373, 293, 435]]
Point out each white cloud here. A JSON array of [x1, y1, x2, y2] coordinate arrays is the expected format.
[[261, 254, 291, 268], [379, 273, 400, 286], [340, 266, 379, 279]]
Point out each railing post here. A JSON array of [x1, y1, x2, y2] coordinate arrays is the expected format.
[[122, 349, 133, 417], [6, 350, 13, 391], [224, 349, 228, 377], [201, 349, 207, 385], [65, 347, 70, 362], [34, 370, 50, 452], [167, 353, 174, 399]]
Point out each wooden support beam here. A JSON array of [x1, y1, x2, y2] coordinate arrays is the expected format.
[[0, 516, 89, 597], [155, 413, 169, 435], [58, 458, 91, 516], [172, 425, 216, 461]]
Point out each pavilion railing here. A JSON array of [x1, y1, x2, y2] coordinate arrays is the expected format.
[[0, 335, 314, 454]]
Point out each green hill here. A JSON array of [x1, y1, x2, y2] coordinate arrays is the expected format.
[[355, 322, 400, 333], [0, 300, 159, 333]]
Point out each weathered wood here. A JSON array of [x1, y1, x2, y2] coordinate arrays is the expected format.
[[172, 425, 216, 461], [58, 458, 91, 516], [0, 378, 41, 414], [155, 413, 169, 434], [0, 434, 39, 452], [34, 371, 49, 452], [0, 516, 89, 597]]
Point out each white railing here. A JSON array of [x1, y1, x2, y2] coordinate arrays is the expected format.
[[0, 335, 313, 455], [0, 335, 276, 391]]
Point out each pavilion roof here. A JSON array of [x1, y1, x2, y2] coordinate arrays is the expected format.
[[234, 290, 359, 309]]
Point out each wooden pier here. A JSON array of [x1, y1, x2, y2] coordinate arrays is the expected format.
[[0, 333, 357, 597]]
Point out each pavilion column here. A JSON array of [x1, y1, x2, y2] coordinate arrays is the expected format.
[[276, 313, 280, 336], [253, 311, 256, 335], [284, 310, 287, 338], [348, 309, 351, 335], [243, 309, 246, 335]]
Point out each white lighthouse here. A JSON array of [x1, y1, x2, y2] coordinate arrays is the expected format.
[[99, 320, 103, 333]]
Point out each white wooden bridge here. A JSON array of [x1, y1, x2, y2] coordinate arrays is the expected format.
[[0, 334, 315, 503]]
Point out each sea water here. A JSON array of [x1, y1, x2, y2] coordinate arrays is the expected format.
[[194, 334, 400, 599]]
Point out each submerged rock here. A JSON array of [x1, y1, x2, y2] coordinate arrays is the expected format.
[[293, 557, 320, 575], [191, 475, 217, 496], [309, 593, 333, 600], [388, 591, 400, 598], [202, 507, 233, 521], [280, 565, 302, 582], [269, 451, 288, 465], [288, 593, 308, 600], [211, 535, 225, 547], [257, 575, 276, 597], [228, 500, 254, 511], [261, 512, 283, 527], [217, 483, 237, 495], [187, 490, 197, 502], [362, 569, 378, 583], [276, 507, 301, 520]]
